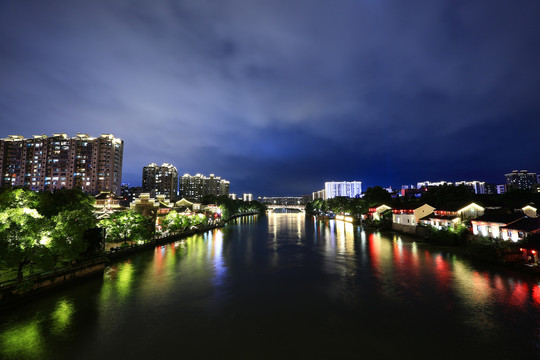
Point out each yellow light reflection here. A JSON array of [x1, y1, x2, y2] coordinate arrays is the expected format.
[[335, 220, 355, 256], [452, 259, 492, 305], [268, 213, 306, 266]]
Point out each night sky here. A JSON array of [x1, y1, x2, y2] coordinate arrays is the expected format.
[[1, 1, 540, 196]]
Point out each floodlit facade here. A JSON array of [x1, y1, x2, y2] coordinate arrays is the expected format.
[[522, 205, 538, 218], [324, 181, 362, 199], [0, 133, 123, 194], [243, 193, 253, 202], [142, 163, 179, 201], [471, 213, 524, 240], [366, 204, 393, 221], [419, 202, 485, 230], [392, 204, 435, 227]]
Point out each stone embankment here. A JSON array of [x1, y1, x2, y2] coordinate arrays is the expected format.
[[0, 259, 105, 309]]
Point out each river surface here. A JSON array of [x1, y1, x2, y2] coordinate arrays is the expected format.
[[2, 214, 540, 359]]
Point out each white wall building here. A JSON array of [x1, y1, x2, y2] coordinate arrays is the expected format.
[[392, 204, 435, 227]]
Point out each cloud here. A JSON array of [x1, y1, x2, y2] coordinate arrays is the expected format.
[[1, 0, 539, 195]]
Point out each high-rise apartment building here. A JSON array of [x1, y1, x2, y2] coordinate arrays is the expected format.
[[324, 181, 362, 199], [179, 173, 230, 201], [142, 163, 179, 201], [0, 133, 123, 194], [505, 170, 537, 191]]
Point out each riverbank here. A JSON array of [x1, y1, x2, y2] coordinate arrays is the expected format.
[[0, 212, 260, 310], [0, 259, 105, 310], [105, 211, 259, 261]]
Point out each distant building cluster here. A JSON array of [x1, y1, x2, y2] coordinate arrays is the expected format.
[[397, 171, 539, 198], [132, 167, 230, 202], [0, 132, 239, 202], [308, 169, 539, 203], [407, 180, 488, 196], [0, 133, 123, 195]]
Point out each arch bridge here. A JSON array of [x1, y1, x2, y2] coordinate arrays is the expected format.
[[266, 205, 306, 213]]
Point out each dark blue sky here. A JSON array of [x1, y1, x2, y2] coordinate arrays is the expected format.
[[1, 0, 540, 196]]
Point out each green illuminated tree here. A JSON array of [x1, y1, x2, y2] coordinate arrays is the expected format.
[[98, 210, 152, 243], [162, 210, 187, 232], [0, 188, 40, 212], [190, 214, 208, 228], [163, 211, 208, 233], [0, 207, 52, 282], [50, 209, 97, 263]]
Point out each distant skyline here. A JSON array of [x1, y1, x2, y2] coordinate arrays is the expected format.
[[1, 1, 539, 196]]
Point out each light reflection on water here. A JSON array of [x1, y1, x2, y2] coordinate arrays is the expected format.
[[1, 214, 540, 358], [51, 298, 74, 335], [0, 320, 44, 359]]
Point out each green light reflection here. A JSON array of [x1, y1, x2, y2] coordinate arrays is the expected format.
[[116, 261, 134, 299], [0, 321, 44, 360], [51, 298, 74, 335]]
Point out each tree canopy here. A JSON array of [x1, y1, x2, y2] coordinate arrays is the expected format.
[[98, 210, 152, 243], [0, 188, 98, 281]]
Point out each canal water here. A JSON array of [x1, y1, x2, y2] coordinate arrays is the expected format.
[[2, 214, 540, 359]]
